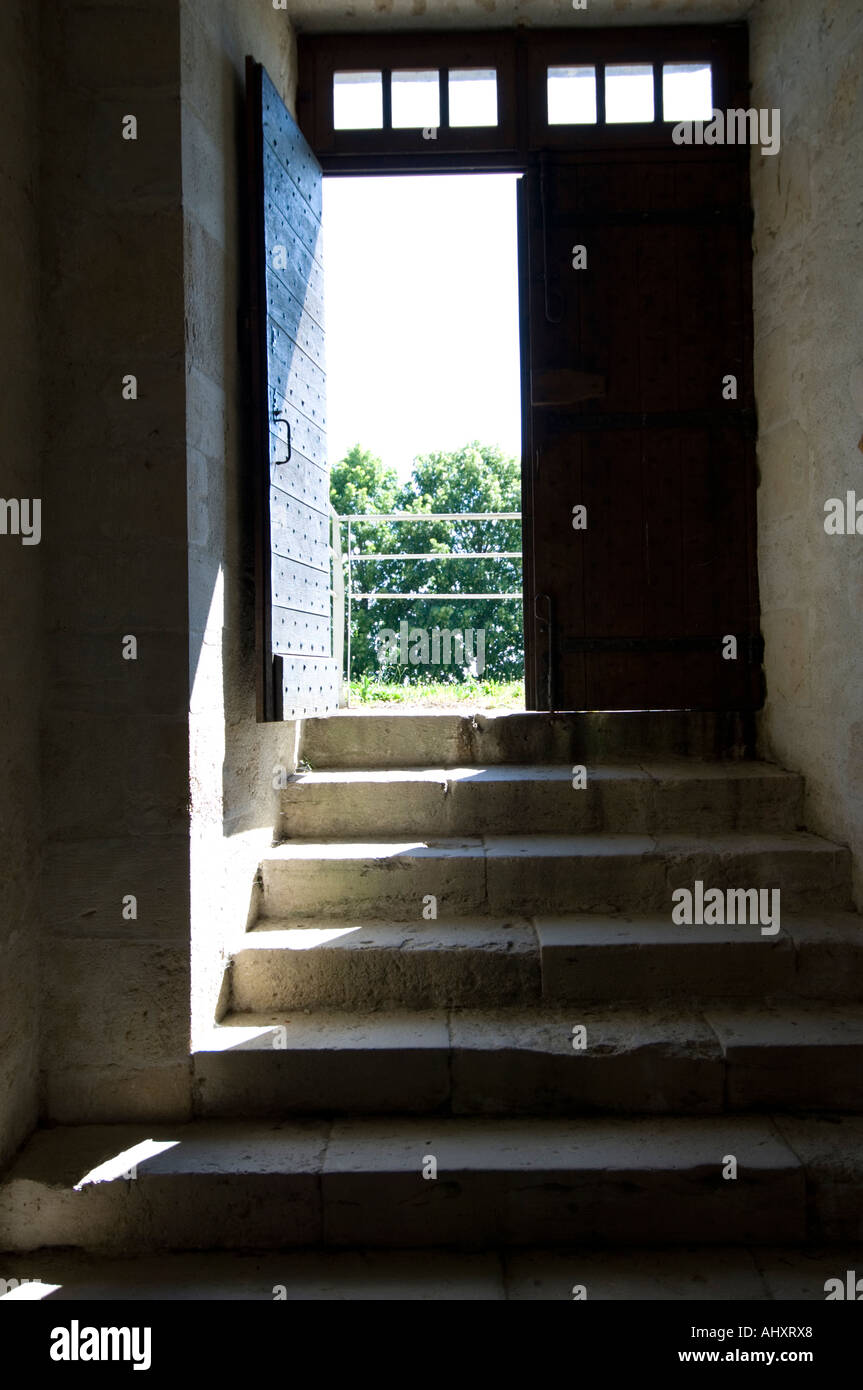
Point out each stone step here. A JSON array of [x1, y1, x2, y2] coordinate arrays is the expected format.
[[194, 1004, 863, 1117], [299, 710, 756, 770], [3, 1244, 862, 1300], [230, 918, 541, 1012], [229, 911, 863, 1012], [6, 1114, 861, 1251], [258, 832, 852, 921], [277, 762, 803, 840], [538, 909, 863, 1003]]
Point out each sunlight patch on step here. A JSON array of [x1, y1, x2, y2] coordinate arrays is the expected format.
[[0, 1282, 63, 1301], [270, 840, 482, 858], [73, 1140, 180, 1190], [270, 926, 362, 949]]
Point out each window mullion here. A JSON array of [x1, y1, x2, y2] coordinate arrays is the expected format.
[[382, 68, 392, 129], [439, 66, 449, 130], [652, 61, 662, 123]]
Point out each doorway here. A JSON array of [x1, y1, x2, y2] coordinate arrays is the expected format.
[[322, 171, 524, 708], [247, 23, 762, 721]]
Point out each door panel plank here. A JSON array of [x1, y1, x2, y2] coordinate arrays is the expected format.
[[267, 440, 329, 512], [265, 269, 326, 374], [269, 331, 327, 429], [270, 484, 330, 572], [263, 141, 324, 269], [271, 556, 331, 617]]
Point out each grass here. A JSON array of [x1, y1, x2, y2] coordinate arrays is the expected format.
[[345, 674, 525, 709]]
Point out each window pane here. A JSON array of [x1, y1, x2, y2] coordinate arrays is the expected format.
[[333, 71, 383, 130], [449, 68, 498, 127], [392, 69, 440, 129], [547, 66, 597, 125], [605, 64, 654, 123], [662, 63, 713, 121]]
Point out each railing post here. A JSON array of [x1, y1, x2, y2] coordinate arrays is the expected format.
[[346, 517, 352, 708], [330, 509, 345, 707]]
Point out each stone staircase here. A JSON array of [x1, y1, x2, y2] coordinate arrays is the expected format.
[[3, 711, 863, 1268]]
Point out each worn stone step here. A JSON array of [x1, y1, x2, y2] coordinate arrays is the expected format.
[[453, 1005, 863, 1116], [195, 1007, 721, 1116], [705, 1004, 863, 1110], [0, 1115, 829, 1251], [259, 832, 852, 920], [538, 910, 863, 1003], [277, 762, 802, 840], [771, 1114, 863, 1245], [299, 710, 755, 770], [230, 910, 863, 1012], [5, 1244, 863, 1300], [230, 917, 541, 1012], [193, 1004, 863, 1117], [196, 1010, 452, 1116]]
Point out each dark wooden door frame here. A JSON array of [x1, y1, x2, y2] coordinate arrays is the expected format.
[[294, 24, 758, 713]]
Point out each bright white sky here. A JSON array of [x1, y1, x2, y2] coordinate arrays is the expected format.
[[321, 173, 522, 482]]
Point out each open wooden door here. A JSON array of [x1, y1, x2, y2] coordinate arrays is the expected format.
[[246, 58, 338, 721], [524, 148, 762, 712]]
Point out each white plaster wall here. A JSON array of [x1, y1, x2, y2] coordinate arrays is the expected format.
[[181, 0, 302, 1046], [0, 0, 42, 1167], [750, 0, 863, 904]]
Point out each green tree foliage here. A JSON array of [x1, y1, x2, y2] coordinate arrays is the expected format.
[[330, 444, 400, 519], [331, 441, 523, 682]]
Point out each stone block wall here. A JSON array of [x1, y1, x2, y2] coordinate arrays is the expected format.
[[180, 0, 300, 1045], [2, 0, 859, 1158], [39, 0, 192, 1121], [0, 0, 42, 1166], [750, 0, 863, 905]]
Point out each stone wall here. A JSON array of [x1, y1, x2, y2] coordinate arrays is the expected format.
[[0, 0, 42, 1166], [3, 0, 858, 1158], [750, 0, 863, 905], [34, 0, 301, 1120], [39, 0, 192, 1122], [284, 0, 750, 33], [180, 0, 300, 1045]]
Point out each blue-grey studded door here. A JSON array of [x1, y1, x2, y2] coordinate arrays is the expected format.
[[246, 59, 338, 721]]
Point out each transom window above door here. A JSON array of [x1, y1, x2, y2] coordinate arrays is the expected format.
[[546, 60, 714, 126], [299, 28, 744, 167], [333, 67, 500, 131]]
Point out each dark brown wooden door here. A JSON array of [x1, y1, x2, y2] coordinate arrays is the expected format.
[[246, 59, 338, 721], [523, 150, 762, 711]]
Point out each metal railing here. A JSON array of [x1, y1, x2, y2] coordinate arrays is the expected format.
[[332, 510, 522, 706]]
